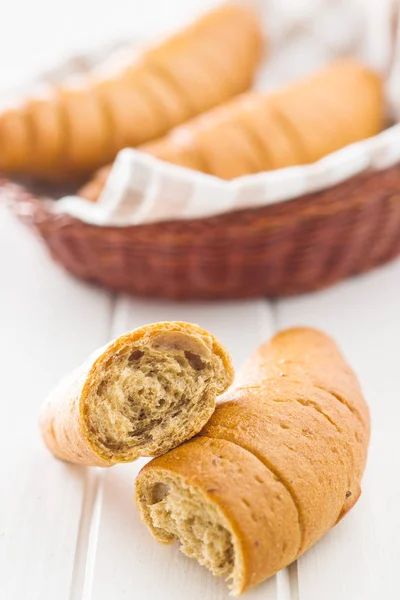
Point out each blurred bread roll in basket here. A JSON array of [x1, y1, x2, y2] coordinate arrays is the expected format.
[[0, 3, 262, 179], [4, 0, 400, 300]]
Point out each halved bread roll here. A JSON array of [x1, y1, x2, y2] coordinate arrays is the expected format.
[[135, 328, 370, 595], [39, 321, 234, 466]]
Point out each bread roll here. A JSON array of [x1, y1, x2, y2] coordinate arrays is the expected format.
[[0, 4, 262, 179], [135, 328, 370, 595], [80, 59, 383, 200], [39, 322, 234, 467]]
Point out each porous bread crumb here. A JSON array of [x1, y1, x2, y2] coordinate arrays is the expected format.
[[82, 330, 227, 461], [137, 473, 236, 579]]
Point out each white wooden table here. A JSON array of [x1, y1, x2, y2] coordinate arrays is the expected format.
[[1, 2, 400, 598]]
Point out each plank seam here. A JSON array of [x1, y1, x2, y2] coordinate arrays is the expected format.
[[287, 561, 299, 600], [69, 469, 103, 600]]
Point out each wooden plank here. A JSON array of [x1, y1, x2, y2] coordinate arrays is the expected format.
[[275, 261, 400, 600], [88, 297, 283, 600], [0, 207, 113, 600]]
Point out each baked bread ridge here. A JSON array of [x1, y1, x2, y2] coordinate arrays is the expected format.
[[39, 321, 234, 467], [0, 3, 262, 179], [80, 58, 384, 200], [135, 327, 370, 594]]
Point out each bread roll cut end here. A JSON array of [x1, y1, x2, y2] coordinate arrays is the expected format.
[[136, 468, 243, 594], [40, 321, 234, 466], [82, 322, 234, 463]]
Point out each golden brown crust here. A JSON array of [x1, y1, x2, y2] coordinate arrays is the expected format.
[[39, 348, 109, 466], [40, 321, 234, 466], [0, 4, 262, 179], [136, 327, 370, 593], [234, 327, 370, 428], [238, 94, 301, 169], [201, 385, 361, 553], [268, 60, 384, 164]]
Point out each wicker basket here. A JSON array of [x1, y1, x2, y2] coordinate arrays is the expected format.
[[2, 0, 399, 299], [4, 162, 400, 300]]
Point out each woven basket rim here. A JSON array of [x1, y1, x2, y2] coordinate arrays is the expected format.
[[2, 162, 396, 236], [3, 163, 400, 300]]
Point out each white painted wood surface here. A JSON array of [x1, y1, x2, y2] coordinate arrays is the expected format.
[[1, 1, 400, 598], [2, 206, 400, 600]]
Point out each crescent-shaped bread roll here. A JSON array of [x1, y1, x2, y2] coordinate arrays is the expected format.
[[79, 59, 383, 200], [39, 322, 234, 467], [135, 328, 370, 595], [0, 3, 262, 179]]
